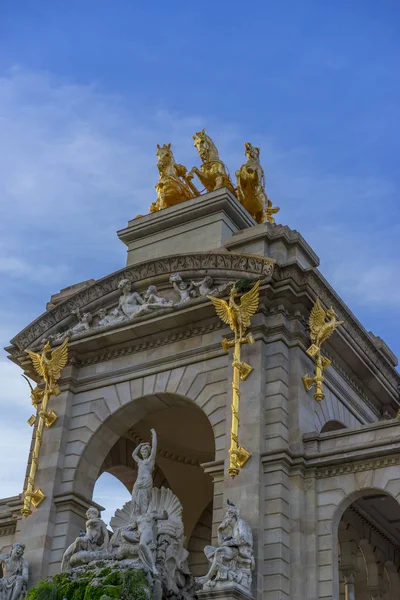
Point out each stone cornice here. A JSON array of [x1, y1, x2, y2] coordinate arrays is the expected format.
[[0, 521, 16, 537], [78, 319, 226, 367], [8, 252, 274, 353], [53, 492, 105, 515], [261, 425, 400, 480], [314, 454, 400, 479]]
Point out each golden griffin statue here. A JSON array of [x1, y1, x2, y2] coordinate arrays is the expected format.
[[150, 143, 200, 213], [302, 299, 344, 402], [236, 142, 279, 224], [208, 281, 260, 477], [187, 129, 236, 195], [22, 337, 69, 517]]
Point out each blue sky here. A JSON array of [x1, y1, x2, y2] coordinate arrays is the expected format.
[[0, 1, 399, 524]]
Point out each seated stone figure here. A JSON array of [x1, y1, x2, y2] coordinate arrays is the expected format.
[[197, 501, 254, 592], [110, 486, 192, 599], [0, 543, 29, 600], [121, 509, 168, 576], [143, 285, 173, 308], [61, 507, 109, 571]]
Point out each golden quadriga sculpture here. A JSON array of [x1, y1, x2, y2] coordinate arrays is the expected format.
[[149, 130, 280, 225], [208, 281, 260, 478], [302, 299, 344, 402], [236, 142, 280, 224], [21, 337, 69, 517]]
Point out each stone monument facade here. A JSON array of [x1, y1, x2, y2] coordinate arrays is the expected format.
[[1, 135, 400, 600]]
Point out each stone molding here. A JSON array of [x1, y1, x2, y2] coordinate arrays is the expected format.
[[78, 319, 226, 366], [118, 187, 255, 244], [314, 455, 400, 479], [197, 584, 254, 600], [9, 252, 274, 353], [53, 492, 104, 516], [0, 521, 16, 538], [261, 441, 400, 480]]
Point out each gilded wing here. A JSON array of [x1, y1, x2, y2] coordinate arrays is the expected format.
[[309, 298, 326, 344], [208, 295, 231, 327], [238, 280, 260, 331], [49, 337, 69, 382], [319, 319, 345, 346], [25, 350, 44, 378]]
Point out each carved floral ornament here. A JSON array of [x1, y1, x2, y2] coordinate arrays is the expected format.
[[8, 253, 275, 355]]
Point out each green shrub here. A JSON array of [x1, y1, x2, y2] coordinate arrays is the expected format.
[[26, 567, 150, 600]]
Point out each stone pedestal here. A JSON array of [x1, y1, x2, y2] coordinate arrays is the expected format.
[[117, 188, 255, 266], [197, 584, 254, 600]]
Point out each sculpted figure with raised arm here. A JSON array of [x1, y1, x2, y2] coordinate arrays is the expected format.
[[131, 428, 157, 517]]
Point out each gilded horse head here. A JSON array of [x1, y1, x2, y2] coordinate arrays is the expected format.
[[156, 143, 175, 176], [152, 143, 195, 212], [244, 142, 261, 162], [189, 130, 235, 194], [192, 129, 220, 163]]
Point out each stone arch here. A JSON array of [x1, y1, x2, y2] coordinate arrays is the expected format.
[[384, 561, 400, 600], [359, 538, 380, 589], [320, 420, 347, 433], [313, 387, 362, 432], [63, 360, 229, 524], [63, 358, 227, 496], [318, 473, 400, 599]]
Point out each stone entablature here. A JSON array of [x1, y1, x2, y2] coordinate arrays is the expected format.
[[8, 252, 274, 356]]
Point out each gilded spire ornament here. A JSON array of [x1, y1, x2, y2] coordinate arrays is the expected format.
[[21, 337, 69, 517], [302, 299, 344, 402], [208, 281, 260, 477]]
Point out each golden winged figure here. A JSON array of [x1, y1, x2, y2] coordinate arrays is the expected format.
[[309, 299, 344, 348], [25, 337, 69, 395], [208, 280, 260, 341]]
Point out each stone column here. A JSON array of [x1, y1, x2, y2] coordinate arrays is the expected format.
[[341, 570, 356, 600]]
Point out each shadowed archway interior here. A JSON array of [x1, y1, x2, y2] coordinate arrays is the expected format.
[[338, 491, 400, 599], [89, 393, 217, 577]]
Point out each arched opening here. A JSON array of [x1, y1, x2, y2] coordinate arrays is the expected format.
[[93, 472, 131, 526], [320, 420, 347, 433], [75, 392, 217, 575], [336, 491, 400, 599]]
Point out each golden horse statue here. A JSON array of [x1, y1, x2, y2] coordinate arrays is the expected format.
[[187, 129, 236, 195], [150, 144, 199, 213], [236, 142, 280, 224]]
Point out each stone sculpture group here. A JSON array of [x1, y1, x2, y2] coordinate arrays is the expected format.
[[7, 428, 254, 599], [0, 543, 29, 600], [48, 274, 234, 345], [57, 428, 255, 600]]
